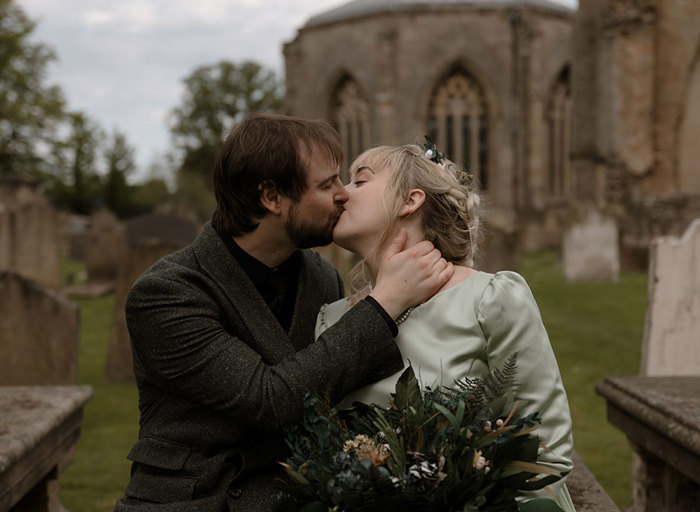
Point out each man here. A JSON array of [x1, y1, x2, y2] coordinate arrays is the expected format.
[[114, 113, 452, 511]]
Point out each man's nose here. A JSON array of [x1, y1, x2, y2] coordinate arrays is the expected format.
[[335, 183, 349, 203]]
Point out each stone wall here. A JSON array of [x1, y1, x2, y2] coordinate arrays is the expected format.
[[570, 0, 700, 270], [284, 3, 575, 264]]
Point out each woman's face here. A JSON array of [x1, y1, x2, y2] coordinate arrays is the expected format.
[[332, 159, 393, 255]]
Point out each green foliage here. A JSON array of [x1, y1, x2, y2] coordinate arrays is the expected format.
[[168, 59, 283, 219], [44, 111, 104, 214], [280, 357, 566, 512], [102, 128, 135, 215], [0, 0, 65, 175], [173, 169, 216, 221], [170, 59, 283, 165]]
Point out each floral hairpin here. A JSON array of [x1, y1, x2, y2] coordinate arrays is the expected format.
[[455, 169, 473, 186], [422, 135, 445, 166]]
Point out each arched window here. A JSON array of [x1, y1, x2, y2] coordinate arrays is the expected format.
[[427, 69, 489, 189], [331, 76, 370, 182], [546, 67, 571, 198]]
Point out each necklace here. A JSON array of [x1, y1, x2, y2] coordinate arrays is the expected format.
[[396, 302, 424, 325]]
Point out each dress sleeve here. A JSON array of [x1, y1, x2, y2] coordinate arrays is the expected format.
[[477, 271, 575, 507]]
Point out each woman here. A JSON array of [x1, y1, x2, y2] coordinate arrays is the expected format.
[[315, 144, 576, 511]]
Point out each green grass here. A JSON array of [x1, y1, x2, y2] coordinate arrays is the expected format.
[[58, 292, 139, 512], [59, 251, 88, 285], [58, 252, 646, 510], [520, 252, 647, 509]]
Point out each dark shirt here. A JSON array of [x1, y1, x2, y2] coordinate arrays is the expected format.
[[216, 229, 300, 332], [215, 228, 397, 336]]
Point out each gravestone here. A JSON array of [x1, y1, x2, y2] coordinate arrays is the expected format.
[[561, 211, 619, 282], [623, 219, 700, 512], [641, 217, 700, 376], [105, 214, 199, 381], [85, 208, 125, 281], [0, 186, 60, 289], [0, 272, 79, 385]]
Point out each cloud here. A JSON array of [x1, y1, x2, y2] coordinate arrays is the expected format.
[[17, 0, 576, 176]]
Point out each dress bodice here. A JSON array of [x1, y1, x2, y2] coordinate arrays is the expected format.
[[315, 270, 577, 511]]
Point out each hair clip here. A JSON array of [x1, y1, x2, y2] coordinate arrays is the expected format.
[[422, 135, 445, 165], [455, 169, 473, 186]]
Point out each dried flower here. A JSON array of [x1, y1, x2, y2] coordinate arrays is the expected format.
[[343, 434, 390, 466]]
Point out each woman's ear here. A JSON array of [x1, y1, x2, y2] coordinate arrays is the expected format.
[[259, 180, 282, 215], [398, 188, 426, 217]]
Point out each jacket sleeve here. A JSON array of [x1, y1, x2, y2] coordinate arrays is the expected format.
[[477, 271, 574, 503], [126, 270, 403, 432]]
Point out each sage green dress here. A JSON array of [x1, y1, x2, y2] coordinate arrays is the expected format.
[[315, 271, 576, 511]]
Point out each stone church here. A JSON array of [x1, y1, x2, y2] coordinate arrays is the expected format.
[[284, 0, 700, 274]]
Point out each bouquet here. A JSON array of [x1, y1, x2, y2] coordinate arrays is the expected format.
[[278, 353, 566, 512]]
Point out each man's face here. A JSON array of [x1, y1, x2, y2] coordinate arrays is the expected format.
[[284, 146, 349, 249]]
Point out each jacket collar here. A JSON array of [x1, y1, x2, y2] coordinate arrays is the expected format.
[[191, 223, 316, 360]]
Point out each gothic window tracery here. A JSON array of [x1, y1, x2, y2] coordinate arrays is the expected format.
[[428, 70, 489, 189], [331, 76, 370, 182], [546, 67, 571, 198]]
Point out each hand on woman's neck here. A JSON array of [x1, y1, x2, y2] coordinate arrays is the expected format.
[[366, 220, 425, 286]]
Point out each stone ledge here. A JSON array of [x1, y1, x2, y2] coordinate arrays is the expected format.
[[0, 386, 92, 511], [568, 451, 621, 512]]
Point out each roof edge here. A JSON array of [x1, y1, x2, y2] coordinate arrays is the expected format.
[[304, 0, 576, 29]]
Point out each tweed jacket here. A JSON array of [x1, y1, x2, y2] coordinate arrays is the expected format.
[[114, 223, 403, 512]]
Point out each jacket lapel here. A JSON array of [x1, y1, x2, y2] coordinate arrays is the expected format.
[[191, 223, 296, 362], [287, 255, 323, 351]]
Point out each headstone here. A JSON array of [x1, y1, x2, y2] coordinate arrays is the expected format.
[[640, 218, 700, 376], [0, 185, 61, 289], [0, 272, 79, 385], [125, 212, 199, 249], [65, 214, 91, 262], [85, 208, 125, 281], [561, 211, 619, 281], [105, 214, 199, 381]]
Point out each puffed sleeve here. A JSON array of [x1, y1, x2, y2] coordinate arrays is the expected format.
[[478, 271, 576, 510]]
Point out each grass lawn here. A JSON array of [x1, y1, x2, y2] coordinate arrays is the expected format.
[[520, 252, 647, 509], [58, 251, 646, 510], [58, 293, 139, 512]]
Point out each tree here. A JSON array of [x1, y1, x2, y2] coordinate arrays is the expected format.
[[0, 0, 65, 175], [103, 128, 136, 215], [45, 112, 103, 214], [169, 60, 283, 184]]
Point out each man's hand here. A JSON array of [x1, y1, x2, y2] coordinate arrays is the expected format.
[[370, 229, 453, 319]]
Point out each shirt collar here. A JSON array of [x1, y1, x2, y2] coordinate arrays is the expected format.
[[215, 228, 300, 289]]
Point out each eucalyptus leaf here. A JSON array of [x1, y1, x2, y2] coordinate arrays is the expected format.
[[518, 498, 566, 512]]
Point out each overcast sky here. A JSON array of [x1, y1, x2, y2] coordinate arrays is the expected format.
[[19, 0, 577, 179]]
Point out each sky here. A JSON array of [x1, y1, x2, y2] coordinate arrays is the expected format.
[[18, 0, 577, 180]]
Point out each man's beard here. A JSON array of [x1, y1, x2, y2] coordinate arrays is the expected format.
[[285, 203, 343, 249]]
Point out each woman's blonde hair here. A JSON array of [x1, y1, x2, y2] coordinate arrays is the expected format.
[[349, 144, 482, 289]]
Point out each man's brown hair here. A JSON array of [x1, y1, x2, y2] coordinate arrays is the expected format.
[[211, 113, 344, 235]]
